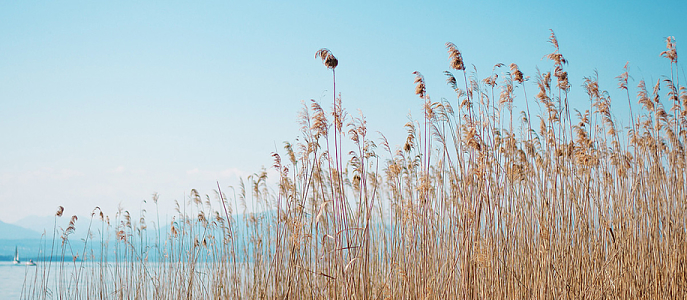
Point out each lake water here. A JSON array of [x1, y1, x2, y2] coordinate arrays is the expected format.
[[0, 262, 37, 299], [1, 261, 254, 299]]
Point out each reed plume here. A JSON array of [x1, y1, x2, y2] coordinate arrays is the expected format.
[[21, 32, 687, 300]]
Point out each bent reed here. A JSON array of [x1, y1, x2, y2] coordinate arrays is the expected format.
[[23, 31, 687, 299]]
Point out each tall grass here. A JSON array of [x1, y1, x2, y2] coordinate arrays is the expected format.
[[23, 32, 687, 299]]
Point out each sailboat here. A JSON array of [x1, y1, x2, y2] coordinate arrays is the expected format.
[[12, 246, 36, 266], [13, 246, 20, 265]]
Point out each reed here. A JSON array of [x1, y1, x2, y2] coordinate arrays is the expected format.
[[22, 31, 687, 299]]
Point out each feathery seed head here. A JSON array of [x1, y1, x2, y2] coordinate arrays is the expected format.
[[510, 63, 524, 83], [548, 29, 559, 51], [616, 62, 630, 90], [637, 80, 653, 111], [483, 75, 497, 87], [660, 36, 677, 63], [413, 71, 426, 98], [315, 48, 338, 70], [444, 71, 458, 90], [446, 42, 465, 71], [555, 66, 570, 91]]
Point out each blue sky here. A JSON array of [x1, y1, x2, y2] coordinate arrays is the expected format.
[[1, 0, 685, 223]]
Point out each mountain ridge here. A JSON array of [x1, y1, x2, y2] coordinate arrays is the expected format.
[[0, 219, 41, 240]]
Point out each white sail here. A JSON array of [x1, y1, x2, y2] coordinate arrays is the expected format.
[[13, 246, 20, 264]]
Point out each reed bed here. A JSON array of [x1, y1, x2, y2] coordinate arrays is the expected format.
[[23, 32, 687, 299]]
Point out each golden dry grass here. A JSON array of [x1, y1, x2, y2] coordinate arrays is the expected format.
[[22, 32, 687, 299]]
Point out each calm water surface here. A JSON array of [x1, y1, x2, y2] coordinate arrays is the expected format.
[[0, 262, 38, 299], [1, 261, 252, 299]]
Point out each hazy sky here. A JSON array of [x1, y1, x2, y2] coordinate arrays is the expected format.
[[1, 0, 685, 223]]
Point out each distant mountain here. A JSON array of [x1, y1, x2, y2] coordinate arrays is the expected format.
[[0, 219, 41, 240], [12, 215, 56, 236], [13, 215, 108, 240], [6, 210, 276, 242], [0, 209, 290, 261]]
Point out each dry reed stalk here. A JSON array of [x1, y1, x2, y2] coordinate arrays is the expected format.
[[20, 33, 687, 300]]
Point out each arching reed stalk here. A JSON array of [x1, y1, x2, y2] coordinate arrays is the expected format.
[[21, 33, 687, 299]]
